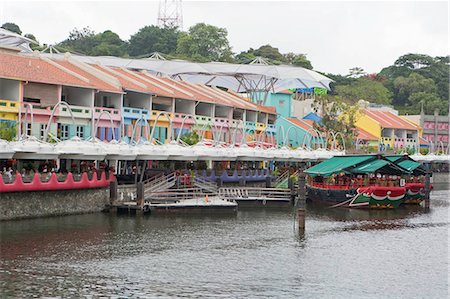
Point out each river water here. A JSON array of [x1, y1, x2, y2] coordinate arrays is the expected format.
[[0, 191, 448, 298]]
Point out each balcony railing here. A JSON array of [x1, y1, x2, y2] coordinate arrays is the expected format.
[[172, 112, 195, 124], [122, 107, 150, 120], [94, 107, 121, 122], [0, 99, 19, 114], [150, 110, 173, 121], [60, 105, 91, 119], [21, 103, 53, 117], [195, 115, 213, 127]]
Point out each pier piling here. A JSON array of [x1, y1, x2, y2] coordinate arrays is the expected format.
[[109, 180, 118, 203], [136, 182, 144, 208], [424, 163, 431, 209], [296, 171, 307, 232]]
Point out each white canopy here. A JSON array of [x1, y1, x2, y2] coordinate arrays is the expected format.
[[42, 53, 333, 92], [0, 28, 36, 52]]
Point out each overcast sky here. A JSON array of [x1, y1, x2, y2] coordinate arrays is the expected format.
[[1, 0, 448, 74]]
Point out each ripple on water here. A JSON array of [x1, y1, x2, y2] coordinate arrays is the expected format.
[[0, 191, 448, 298]]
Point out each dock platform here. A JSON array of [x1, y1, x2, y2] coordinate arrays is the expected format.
[[111, 196, 237, 215]]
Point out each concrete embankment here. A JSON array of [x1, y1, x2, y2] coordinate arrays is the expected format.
[[0, 188, 109, 221]]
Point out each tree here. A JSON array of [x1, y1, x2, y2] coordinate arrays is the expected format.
[[180, 131, 199, 145], [347, 67, 366, 78], [408, 92, 447, 115], [312, 95, 361, 150], [253, 44, 284, 62], [284, 53, 313, 69], [176, 23, 233, 62], [0, 122, 17, 141], [1, 22, 22, 35], [58, 28, 127, 56], [334, 77, 392, 105], [128, 25, 180, 57], [393, 73, 436, 106]]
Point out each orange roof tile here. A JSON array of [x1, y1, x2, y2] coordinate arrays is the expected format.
[[356, 128, 378, 141], [91, 65, 151, 94], [51, 59, 122, 93], [287, 118, 319, 136], [364, 109, 418, 130], [0, 52, 96, 89]]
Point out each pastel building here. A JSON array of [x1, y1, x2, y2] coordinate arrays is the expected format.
[[356, 109, 420, 151], [256, 91, 323, 148], [0, 48, 278, 147], [404, 110, 450, 149]]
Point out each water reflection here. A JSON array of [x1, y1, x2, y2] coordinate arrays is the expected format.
[[0, 191, 448, 299]]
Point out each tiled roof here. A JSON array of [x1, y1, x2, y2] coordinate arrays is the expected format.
[[364, 109, 418, 130], [91, 65, 151, 94], [287, 117, 319, 136], [356, 128, 378, 141], [51, 59, 122, 93], [0, 52, 96, 89]]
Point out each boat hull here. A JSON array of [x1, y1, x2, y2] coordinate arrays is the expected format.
[[306, 185, 406, 209]]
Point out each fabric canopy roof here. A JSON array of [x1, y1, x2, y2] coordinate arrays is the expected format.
[[305, 155, 374, 177], [42, 53, 333, 92], [305, 155, 413, 177], [0, 28, 36, 52], [352, 159, 408, 175]]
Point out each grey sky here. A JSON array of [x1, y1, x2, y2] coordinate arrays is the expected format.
[[1, 0, 448, 75]]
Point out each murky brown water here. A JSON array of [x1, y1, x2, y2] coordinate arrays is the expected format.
[[0, 191, 448, 298]]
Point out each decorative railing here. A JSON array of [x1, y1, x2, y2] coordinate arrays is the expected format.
[[60, 105, 91, 119], [122, 107, 150, 120], [196, 169, 270, 183], [0, 171, 115, 193], [21, 103, 54, 116], [150, 110, 172, 121], [94, 107, 121, 122], [0, 99, 19, 114]]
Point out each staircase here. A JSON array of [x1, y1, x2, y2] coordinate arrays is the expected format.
[[144, 173, 177, 196], [193, 176, 218, 193], [274, 170, 299, 189]]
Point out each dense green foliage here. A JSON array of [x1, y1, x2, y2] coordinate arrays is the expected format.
[[58, 28, 127, 56], [128, 25, 179, 57], [0, 122, 17, 141], [1, 22, 21, 35], [327, 54, 449, 115]]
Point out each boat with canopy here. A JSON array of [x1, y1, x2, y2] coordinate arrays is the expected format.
[[304, 154, 429, 209]]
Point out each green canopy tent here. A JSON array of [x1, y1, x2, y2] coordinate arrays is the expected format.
[[385, 155, 426, 175], [305, 155, 377, 177], [305, 154, 412, 177]]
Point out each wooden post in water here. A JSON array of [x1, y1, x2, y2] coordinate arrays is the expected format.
[[424, 163, 431, 209], [297, 171, 306, 231], [136, 181, 144, 211], [109, 180, 118, 203]]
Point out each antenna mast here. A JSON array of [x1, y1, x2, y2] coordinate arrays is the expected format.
[[157, 0, 183, 29]]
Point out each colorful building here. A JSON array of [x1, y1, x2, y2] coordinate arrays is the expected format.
[[404, 110, 450, 149], [356, 109, 420, 151], [0, 48, 277, 146]]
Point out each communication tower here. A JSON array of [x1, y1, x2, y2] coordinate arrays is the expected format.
[[157, 0, 183, 29]]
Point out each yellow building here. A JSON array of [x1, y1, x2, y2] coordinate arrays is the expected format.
[[356, 109, 420, 151]]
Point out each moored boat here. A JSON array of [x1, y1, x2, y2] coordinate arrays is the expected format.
[[304, 154, 430, 209]]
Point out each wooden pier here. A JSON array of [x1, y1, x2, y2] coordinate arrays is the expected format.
[[110, 171, 294, 215]]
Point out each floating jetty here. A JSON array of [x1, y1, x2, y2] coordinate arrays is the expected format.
[[219, 187, 292, 207], [112, 196, 237, 215]]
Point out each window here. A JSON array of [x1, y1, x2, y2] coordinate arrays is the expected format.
[[59, 124, 69, 140], [25, 123, 32, 136], [76, 126, 84, 138], [279, 100, 285, 107], [40, 124, 47, 139]]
